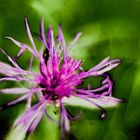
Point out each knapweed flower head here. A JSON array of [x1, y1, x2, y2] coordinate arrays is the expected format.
[[0, 18, 122, 138]]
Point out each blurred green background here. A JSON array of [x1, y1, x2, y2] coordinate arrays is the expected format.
[[0, 0, 140, 140]]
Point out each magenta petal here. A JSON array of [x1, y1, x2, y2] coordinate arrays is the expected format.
[[14, 101, 47, 132], [57, 24, 66, 46], [25, 18, 40, 59], [5, 36, 35, 56], [88, 58, 121, 75], [47, 26, 55, 56], [0, 88, 30, 94], [70, 32, 82, 45], [60, 103, 70, 133], [0, 94, 28, 110], [40, 19, 49, 49]]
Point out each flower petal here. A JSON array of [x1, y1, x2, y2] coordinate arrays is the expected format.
[[57, 24, 66, 46], [47, 26, 55, 56], [25, 18, 40, 59], [40, 18, 49, 49], [62, 95, 122, 109], [5, 36, 35, 57], [60, 103, 70, 133], [0, 88, 30, 94], [88, 58, 121, 76], [0, 94, 28, 110], [14, 101, 47, 133], [0, 61, 28, 76], [69, 32, 82, 46]]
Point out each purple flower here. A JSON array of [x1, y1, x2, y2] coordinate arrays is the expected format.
[[0, 18, 122, 137]]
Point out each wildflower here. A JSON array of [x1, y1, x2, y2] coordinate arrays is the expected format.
[[0, 18, 121, 138]]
